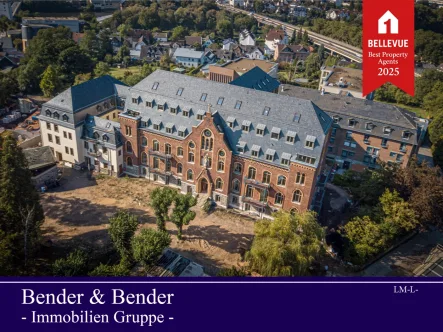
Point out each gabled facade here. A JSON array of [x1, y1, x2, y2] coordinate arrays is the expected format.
[[239, 29, 256, 46], [265, 29, 289, 53], [274, 44, 310, 62]]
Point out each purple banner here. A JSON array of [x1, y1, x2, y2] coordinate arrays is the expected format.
[[0, 278, 441, 331]]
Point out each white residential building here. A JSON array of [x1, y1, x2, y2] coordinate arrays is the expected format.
[[0, 0, 13, 20], [239, 29, 256, 46], [38, 75, 129, 172], [265, 29, 288, 54]]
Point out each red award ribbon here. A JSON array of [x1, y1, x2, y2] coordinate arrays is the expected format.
[[363, 0, 415, 97]]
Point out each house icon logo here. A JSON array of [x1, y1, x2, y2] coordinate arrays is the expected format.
[[378, 10, 398, 34]]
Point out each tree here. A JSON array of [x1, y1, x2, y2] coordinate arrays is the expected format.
[[318, 44, 325, 61], [302, 30, 309, 44], [216, 19, 233, 39], [254, 0, 264, 13], [57, 46, 93, 84], [171, 194, 197, 239], [108, 210, 139, 264], [0, 135, 44, 270], [218, 266, 249, 277], [0, 71, 18, 106], [171, 25, 188, 41], [149, 187, 177, 231], [246, 211, 325, 276], [74, 73, 92, 85], [94, 62, 111, 77], [13, 38, 22, 51], [423, 81, 443, 116], [117, 23, 130, 37], [342, 216, 386, 265], [159, 53, 172, 70], [40, 65, 60, 97], [132, 229, 171, 269], [115, 45, 130, 63], [52, 249, 89, 276], [290, 29, 296, 44]]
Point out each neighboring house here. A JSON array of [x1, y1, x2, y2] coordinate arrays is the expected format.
[[0, 36, 13, 51], [133, 36, 150, 51], [140, 45, 169, 62], [214, 49, 235, 62], [110, 36, 123, 52], [0, 0, 13, 20], [129, 49, 141, 60], [153, 32, 168, 42], [232, 44, 265, 60], [173, 48, 210, 68], [279, 84, 427, 172], [23, 146, 58, 189], [265, 29, 288, 53], [274, 44, 310, 62], [290, 5, 307, 17], [118, 69, 331, 217], [185, 36, 203, 47], [230, 66, 280, 93], [326, 9, 350, 20], [239, 29, 256, 46], [146, 249, 207, 277], [38, 75, 129, 168], [88, 0, 121, 10], [202, 36, 213, 49], [208, 58, 279, 83], [222, 38, 237, 51], [0, 54, 17, 73], [229, 0, 245, 6], [82, 114, 123, 176]]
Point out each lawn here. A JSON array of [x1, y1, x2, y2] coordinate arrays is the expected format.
[[109, 66, 143, 80]]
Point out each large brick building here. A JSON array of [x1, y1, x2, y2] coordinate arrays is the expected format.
[[118, 70, 332, 217], [279, 85, 428, 172]]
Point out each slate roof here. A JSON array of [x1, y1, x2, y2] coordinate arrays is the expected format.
[[279, 85, 418, 144], [23, 146, 56, 170], [82, 114, 122, 148], [123, 70, 332, 168], [230, 66, 280, 93], [173, 48, 204, 59]]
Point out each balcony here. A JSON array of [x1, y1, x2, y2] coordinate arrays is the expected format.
[[149, 167, 172, 177], [88, 150, 102, 157], [149, 149, 172, 159], [123, 163, 139, 176], [244, 177, 270, 190], [242, 196, 268, 207]]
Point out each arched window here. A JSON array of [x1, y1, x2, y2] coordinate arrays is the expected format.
[[189, 141, 195, 149], [277, 175, 286, 187], [292, 190, 302, 203], [290, 208, 298, 215], [262, 171, 271, 184], [296, 172, 306, 185], [126, 157, 133, 166], [153, 140, 159, 151], [216, 178, 223, 190], [275, 193, 284, 205], [217, 160, 224, 172], [234, 163, 242, 174], [201, 129, 213, 151], [141, 137, 148, 146], [93, 132, 100, 139], [232, 179, 240, 192], [53, 112, 60, 119], [177, 163, 183, 174], [96, 105, 102, 112], [187, 169, 194, 181], [177, 147, 183, 156], [141, 152, 148, 164], [165, 143, 171, 155], [62, 114, 69, 122], [248, 167, 256, 179], [102, 134, 109, 142], [45, 109, 51, 117], [126, 141, 133, 153]]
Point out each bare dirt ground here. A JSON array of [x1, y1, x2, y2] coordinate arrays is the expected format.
[[40, 167, 255, 275]]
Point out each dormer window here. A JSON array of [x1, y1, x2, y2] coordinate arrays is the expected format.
[[271, 127, 281, 140], [182, 110, 189, 117], [366, 122, 374, 131], [234, 101, 242, 109], [103, 134, 109, 142], [153, 121, 161, 130], [227, 116, 235, 128], [286, 131, 296, 144], [333, 116, 340, 124], [242, 120, 251, 132], [348, 119, 356, 127], [93, 132, 100, 139], [45, 109, 51, 117], [178, 126, 186, 137], [157, 104, 164, 111], [256, 124, 266, 136], [384, 126, 392, 135], [146, 101, 152, 107], [152, 82, 159, 90], [402, 131, 412, 140], [305, 135, 316, 149], [62, 114, 69, 122], [132, 97, 138, 104], [281, 153, 291, 166], [53, 112, 60, 119], [237, 141, 246, 153], [170, 107, 177, 114], [265, 149, 275, 162], [251, 145, 260, 157]]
